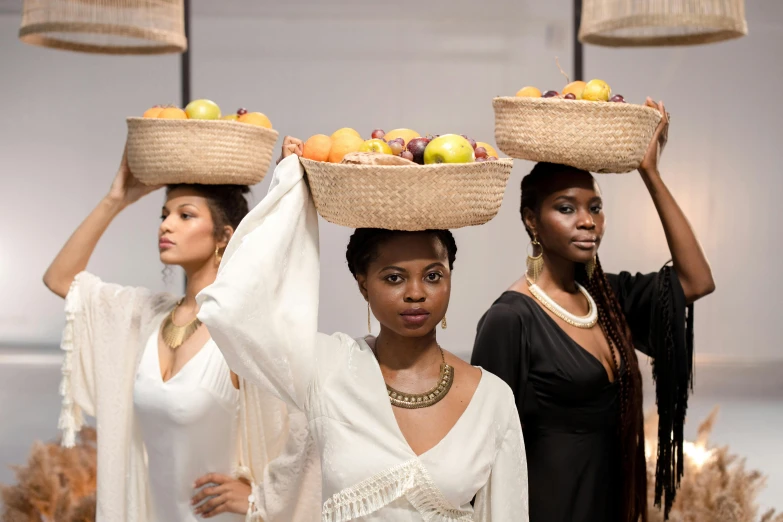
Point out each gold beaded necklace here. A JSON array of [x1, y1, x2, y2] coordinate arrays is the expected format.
[[161, 299, 202, 350], [385, 347, 454, 409]]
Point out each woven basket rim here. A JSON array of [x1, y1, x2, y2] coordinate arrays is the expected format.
[[579, 13, 748, 47], [19, 22, 187, 54], [493, 96, 663, 117], [300, 156, 513, 171], [126, 116, 279, 134]]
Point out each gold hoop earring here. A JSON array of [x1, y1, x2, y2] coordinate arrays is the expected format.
[[441, 316, 447, 329], [585, 256, 596, 280], [367, 302, 372, 334], [526, 235, 544, 283]]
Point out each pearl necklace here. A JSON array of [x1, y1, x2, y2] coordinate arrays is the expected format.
[[525, 274, 598, 329]]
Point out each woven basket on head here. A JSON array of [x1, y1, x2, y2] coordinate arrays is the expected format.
[[300, 158, 514, 231], [579, 0, 747, 47], [493, 97, 661, 174], [126, 118, 279, 186], [19, 0, 186, 54]]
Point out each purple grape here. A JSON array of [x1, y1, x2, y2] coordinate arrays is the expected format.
[[388, 140, 405, 155], [371, 129, 385, 139], [475, 156, 487, 162], [400, 150, 414, 161], [474, 146, 488, 159], [237, 108, 248, 116], [542, 90, 559, 98], [461, 135, 477, 150], [609, 94, 626, 103], [563, 93, 576, 100], [486, 156, 498, 161]]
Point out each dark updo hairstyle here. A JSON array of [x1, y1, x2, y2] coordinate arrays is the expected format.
[[521, 162, 647, 522], [166, 184, 251, 245], [346, 228, 458, 278]]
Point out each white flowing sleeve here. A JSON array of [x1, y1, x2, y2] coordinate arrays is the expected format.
[[197, 155, 333, 412], [473, 401, 529, 521]]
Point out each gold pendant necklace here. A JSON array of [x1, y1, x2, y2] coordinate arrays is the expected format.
[[386, 347, 454, 409], [161, 299, 202, 350]]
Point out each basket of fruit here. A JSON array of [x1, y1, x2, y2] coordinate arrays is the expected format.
[[298, 128, 513, 231], [127, 100, 279, 186], [493, 79, 661, 174]]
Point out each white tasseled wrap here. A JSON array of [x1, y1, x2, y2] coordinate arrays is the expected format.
[[321, 459, 473, 522], [58, 277, 84, 448]]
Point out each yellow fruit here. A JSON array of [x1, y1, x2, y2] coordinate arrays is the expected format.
[[303, 134, 333, 162], [383, 128, 420, 146], [515, 86, 542, 98], [563, 81, 587, 99], [143, 106, 164, 118], [581, 79, 611, 102], [157, 107, 188, 119], [239, 112, 273, 128], [359, 139, 393, 155], [330, 128, 361, 140], [476, 142, 498, 158], [221, 114, 240, 121], [328, 134, 365, 163]]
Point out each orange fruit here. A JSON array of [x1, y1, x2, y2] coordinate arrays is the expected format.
[[328, 134, 364, 163], [515, 86, 542, 98], [476, 142, 499, 158], [239, 112, 273, 128], [383, 128, 420, 146], [157, 107, 188, 119], [563, 81, 587, 99], [143, 106, 164, 118], [303, 134, 333, 162], [330, 128, 361, 140]]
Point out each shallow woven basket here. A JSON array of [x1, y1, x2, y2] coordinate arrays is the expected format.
[[19, 0, 186, 54], [300, 158, 514, 231], [127, 118, 279, 186], [578, 0, 747, 47], [493, 97, 661, 174]]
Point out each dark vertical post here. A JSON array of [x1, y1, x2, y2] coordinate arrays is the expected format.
[[573, 0, 584, 81], [181, 0, 191, 292]]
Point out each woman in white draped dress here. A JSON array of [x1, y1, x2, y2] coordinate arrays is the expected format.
[[198, 138, 530, 521], [42, 147, 320, 522]]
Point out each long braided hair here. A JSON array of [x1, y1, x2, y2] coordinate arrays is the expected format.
[[521, 162, 647, 522]]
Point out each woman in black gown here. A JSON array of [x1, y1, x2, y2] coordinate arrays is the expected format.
[[471, 99, 715, 522]]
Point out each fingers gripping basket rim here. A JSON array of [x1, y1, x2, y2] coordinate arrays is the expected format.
[[300, 157, 514, 231], [126, 117, 279, 186], [492, 96, 662, 174]]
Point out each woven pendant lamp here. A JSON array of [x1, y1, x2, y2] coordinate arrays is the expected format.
[[579, 0, 747, 47], [19, 0, 187, 55]]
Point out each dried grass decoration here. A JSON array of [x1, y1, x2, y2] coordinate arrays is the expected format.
[[644, 408, 783, 522], [1, 427, 97, 522]]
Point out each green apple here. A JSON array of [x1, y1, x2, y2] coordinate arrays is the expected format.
[[423, 134, 475, 164], [185, 99, 221, 120], [359, 138, 393, 155]]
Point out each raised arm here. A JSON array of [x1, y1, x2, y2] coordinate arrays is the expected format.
[[197, 149, 330, 412], [638, 99, 715, 304], [43, 147, 161, 297]]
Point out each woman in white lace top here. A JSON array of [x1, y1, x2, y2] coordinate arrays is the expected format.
[[198, 139, 530, 521]]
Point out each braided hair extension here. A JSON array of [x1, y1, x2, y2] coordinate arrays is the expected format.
[[521, 163, 647, 522], [346, 228, 457, 278]]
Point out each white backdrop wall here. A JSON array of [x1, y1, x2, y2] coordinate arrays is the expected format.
[[1, 0, 781, 364]]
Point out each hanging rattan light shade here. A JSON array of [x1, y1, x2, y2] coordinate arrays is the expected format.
[[19, 0, 187, 55], [579, 0, 747, 47]]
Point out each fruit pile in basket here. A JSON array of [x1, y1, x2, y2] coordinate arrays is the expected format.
[[301, 128, 500, 165], [141, 99, 273, 128], [516, 79, 627, 103]]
